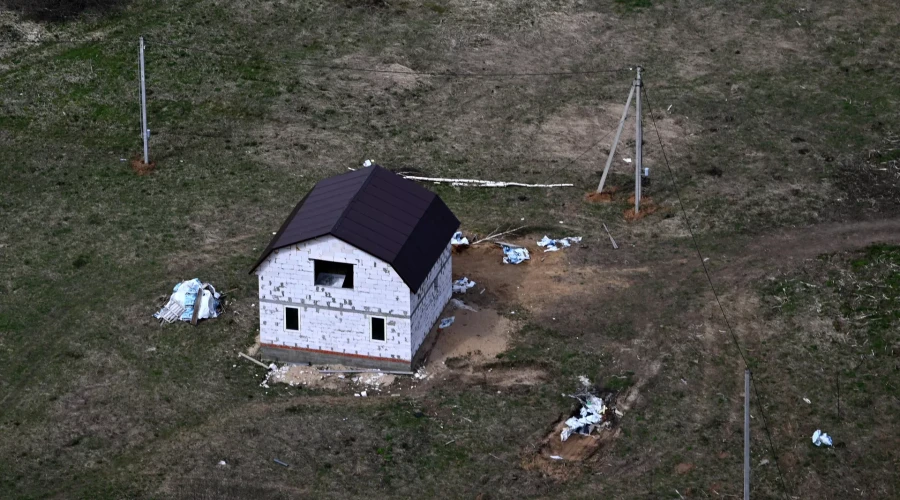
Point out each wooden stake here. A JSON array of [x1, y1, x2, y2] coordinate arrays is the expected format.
[[602, 223, 619, 249], [238, 352, 269, 369]]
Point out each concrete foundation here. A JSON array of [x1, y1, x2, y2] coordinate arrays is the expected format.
[[260, 345, 413, 371]]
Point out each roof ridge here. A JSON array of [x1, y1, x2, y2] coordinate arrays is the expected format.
[[331, 166, 380, 244]]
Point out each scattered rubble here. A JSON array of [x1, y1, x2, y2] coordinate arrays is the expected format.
[[439, 316, 456, 328], [450, 298, 477, 312], [259, 362, 398, 392]]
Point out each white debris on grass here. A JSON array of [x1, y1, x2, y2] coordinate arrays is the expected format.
[[550, 455, 563, 460], [218, 460, 227, 467], [803, 397, 812, 404], [451, 231, 469, 246], [153, 278, 222, 323], [352, 372, 397, 390], [450, 298, 477, 312], [537, 235, 583, 252], [260, 363, 289, 388], [439, 316, 455, 329], [812, 429, 833, 447], [414, 367, 429, 380], [261, 362, 403, 393], [561, 395, 609, 442], [453, 277, 477, 293], [577, 375, 591, 387], [502, 245, 530, 264]]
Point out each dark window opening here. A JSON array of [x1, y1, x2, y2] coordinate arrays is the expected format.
[[314, 260, 354, 288], [285, 307, 299, 331], [371, 317, 385, 341]]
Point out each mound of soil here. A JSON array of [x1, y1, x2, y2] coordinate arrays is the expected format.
[[584, 186, 621, 203], [623, 197, 659, 221], [584, 191, 614, 203], [131, 158, 156, 176]]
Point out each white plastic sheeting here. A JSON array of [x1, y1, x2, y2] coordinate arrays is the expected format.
[[812, 429, 833, 447], [153, 278, 221, 323], [502, 245, 530, 264], [561, 395, 607, 442], [453, 277, 476, 293], [537, 235, 583, 252], [451, 231, 469, 246]]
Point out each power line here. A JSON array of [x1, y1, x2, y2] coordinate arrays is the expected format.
[[641, 84, 793, 499], [535, 123, 620, 187], [0, 39, 103, 45], [147, 39, 633, 78]]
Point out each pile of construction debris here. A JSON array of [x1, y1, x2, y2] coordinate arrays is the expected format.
[[561, 381, 622, 441], [153, 278, 222, 324]]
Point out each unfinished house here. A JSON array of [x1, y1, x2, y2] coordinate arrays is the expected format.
[[249, 165, 460, 370]]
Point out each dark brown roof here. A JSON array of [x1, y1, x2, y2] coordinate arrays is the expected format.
[[249, 165, 459, 293]]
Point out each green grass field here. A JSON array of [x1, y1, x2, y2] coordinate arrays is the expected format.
[[1, 0, 899, 497]]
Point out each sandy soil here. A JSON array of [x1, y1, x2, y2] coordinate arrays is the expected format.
[[427, 306, 512, 364]]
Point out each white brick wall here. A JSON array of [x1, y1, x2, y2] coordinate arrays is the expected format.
[[409, 244, 453, 354], [256, 236, 411, 361], [256, 236, 453, 362]]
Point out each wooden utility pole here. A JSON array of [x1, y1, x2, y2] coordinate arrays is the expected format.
[[744, 369, 751, 500], [634, 66, 643, 214], [139, 36, 149, 164]]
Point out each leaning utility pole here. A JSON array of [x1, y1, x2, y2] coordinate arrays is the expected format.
[[634, 66, 643, 214], [596, 84, 634, 195], [139, 36, 149, 164], [596, 67, 644, 214], [744, 369, 751, 500]]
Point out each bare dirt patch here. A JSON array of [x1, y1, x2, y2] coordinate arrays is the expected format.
[[335, 56, 430, 92], [453, 240, 647, 318], [130, 157, 155, 175], [622, 197, 660, 222], [428, 306, 511, 364], [532, 102, 690, 178], [584, 186, 620, 203], [417, 301, 548, 387]]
